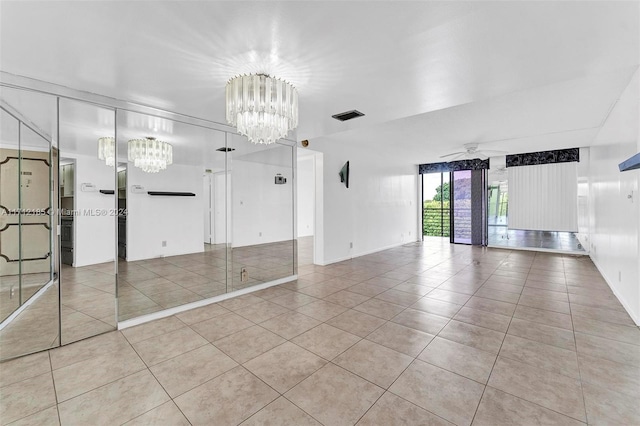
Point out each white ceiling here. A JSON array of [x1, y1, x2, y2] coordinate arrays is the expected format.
[[1, 1, 638, 164]]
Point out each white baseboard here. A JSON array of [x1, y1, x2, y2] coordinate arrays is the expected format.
[[318, 240, 414, 266], [118, 275, 297, 330], [590, 256, 640, 326]]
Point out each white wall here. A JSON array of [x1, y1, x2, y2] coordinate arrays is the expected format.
[[306, 140, 418, 265], [232, 160, 293, 247], [587, 70, 639, 324], [126, 164, 204, 261], [588, 143, 639, 324], [67, 154, 116, 268], [297, 155, 315, 238]]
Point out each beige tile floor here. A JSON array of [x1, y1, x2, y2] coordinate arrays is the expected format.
[[1, 237, 639, 425]]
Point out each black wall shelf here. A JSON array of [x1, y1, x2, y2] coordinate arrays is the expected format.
[[147, 191, 196, 197]]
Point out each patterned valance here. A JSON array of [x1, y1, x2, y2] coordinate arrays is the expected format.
[[419, 158, 490, 174], [419, 162, 449, 174], [506, 148, 579, 167]]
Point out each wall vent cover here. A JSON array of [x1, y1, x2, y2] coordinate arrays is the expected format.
[[332, 110, 365, 121]]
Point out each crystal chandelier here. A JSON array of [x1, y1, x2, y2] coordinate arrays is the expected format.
[[97, 137, 115, 167], [226, 74, 298, 145], [127, 137, 173, 173]]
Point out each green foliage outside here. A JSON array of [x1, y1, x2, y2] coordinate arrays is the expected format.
[[423, 181, 450, 237], [433, 182, 450, 201], [423, 199, 450, 237]]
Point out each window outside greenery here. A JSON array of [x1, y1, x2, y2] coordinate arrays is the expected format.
[[423, 178, 450, 237]]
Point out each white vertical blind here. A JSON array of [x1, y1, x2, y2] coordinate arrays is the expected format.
[[507, 162, 578, 232]]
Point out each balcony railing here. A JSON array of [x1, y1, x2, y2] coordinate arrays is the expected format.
[[423, 207, 450, 237], [423, 206, 474, 240]]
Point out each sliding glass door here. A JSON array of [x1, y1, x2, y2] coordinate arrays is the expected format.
[[450, 170, 472, 244], [421, 172, 450, 238], [420, 166, 487, 246]]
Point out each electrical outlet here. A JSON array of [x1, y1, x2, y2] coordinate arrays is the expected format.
[[619, 271, 622, 282], [241, 267, 248, 282], [259, 232, 262, 237], [162, 241, 167, 247], [349, 242, 353, 249], [10, 286, 15, 299]]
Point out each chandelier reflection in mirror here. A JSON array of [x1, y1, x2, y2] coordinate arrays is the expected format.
[[128, 136, 173, 173], [97, 137, 115, 167], [226, 74, 298, 145]]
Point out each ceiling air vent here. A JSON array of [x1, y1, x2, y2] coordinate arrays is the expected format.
[[332, 110, 365, 121]]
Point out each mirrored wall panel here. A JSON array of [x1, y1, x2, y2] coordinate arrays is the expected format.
[[229, 134, 295, 290], [58, 98, 117, 344], [0, 83, 297, 360], [116, 110, 230, 321], [0, 86, 58, 360]]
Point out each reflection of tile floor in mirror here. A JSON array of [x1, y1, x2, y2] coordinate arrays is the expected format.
[[59, 263, 118, 346], [0, 283, 60, 360], [0, 262, 118, 360], [488, 226, 586, 253], [0, 273, 51, 322], [119, 241, 297, 321], [2, 237, 638, 425]]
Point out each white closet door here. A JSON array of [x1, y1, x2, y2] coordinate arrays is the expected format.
[[508, 162, 578, 232]]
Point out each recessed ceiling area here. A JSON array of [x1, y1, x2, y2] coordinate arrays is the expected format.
[[0, 1, 638, 163]]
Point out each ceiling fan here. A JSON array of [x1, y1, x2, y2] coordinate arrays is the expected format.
[[439, 143, 507, 161]]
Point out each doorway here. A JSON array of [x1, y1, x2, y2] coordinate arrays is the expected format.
[[421, 172, 450, 238], [59, 158, 75, 266], [421, 168, 487, 246]]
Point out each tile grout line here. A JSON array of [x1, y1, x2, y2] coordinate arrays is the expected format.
[[48, 351, 63, 426], [468, 250, 531, 426], [567, 264, 591, 425], [140, 351, 193, 425]]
